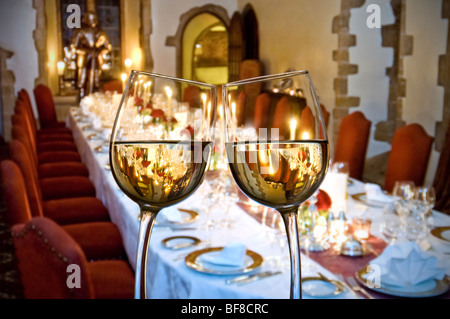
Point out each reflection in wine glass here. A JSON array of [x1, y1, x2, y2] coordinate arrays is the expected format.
[[109, 71, 216, 299], [223, 70, 329, 299]]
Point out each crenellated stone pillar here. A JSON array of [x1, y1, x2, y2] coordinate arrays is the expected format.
[[331, 0, 365, 144], [375, 0, 412, 143], [0, 48, 16, 142]]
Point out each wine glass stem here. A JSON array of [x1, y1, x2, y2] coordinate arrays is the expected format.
[[135, 207, 159, 299], [281, 208, 302, 299]]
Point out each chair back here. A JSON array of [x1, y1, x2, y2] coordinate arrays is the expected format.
[[9, 139, 45, 218], [334, 111, 372, 180], [11, 217, 95, 299], [33, 84, 58, 129], [1, 160, 33, 225], [17, 89, 38, 134], [271, 96, 293, 140], [384, 123, 434, 192], [320, 104, 330, 129], [14, 103, 38, 151], [102, 80, 123, 93], [183, 85, 201, 108], [11, 124, 38, 168], [253, 93, 272, 132]]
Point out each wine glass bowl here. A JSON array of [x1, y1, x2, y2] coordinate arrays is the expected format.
[[109, 71, 216, 298], [222, 70, 329, 299]]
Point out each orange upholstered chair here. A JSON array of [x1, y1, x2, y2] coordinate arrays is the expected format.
[[253, 93, 272, 132], [384, 124, 434, 193], [15, 94, 73, 143], [1, 160, 126, 261], [320, 104, 330, 129], [271, 96, 293, 139], [13, 105, 77, 154], [11, 217, 134, 298], [299, 106, 315, 139], [12, 124, 81, 166], [33, 84, 67, 129], [103, 80, 123, 93], [334, 111, 371, 181], [183, 85, 201, 108], [9, 138, 101, 204]]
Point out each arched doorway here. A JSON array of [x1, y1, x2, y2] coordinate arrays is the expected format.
[[184, 15, 228, 85], [165, 4, 230, 82]]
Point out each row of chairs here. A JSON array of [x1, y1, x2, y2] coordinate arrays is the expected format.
[[2, 86, 135, 299], [185, 84, 433, 192]]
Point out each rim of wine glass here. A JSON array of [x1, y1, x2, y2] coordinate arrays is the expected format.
[[221, 69, 328, 141], [222, 69, 309, 87], [111, 70, 218, 143], [126, 70, 218, 89]]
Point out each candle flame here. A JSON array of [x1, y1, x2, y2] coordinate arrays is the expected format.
[[165, 87, 173, 98], [302, 132, 310, 140]]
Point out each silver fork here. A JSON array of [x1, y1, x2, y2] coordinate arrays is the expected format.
[[345, 276, 375, 299]]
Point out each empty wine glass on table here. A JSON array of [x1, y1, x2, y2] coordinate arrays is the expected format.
[[413, 186, 436, 234], [223, 70, 329, 299], [109, 71, 216, 299]]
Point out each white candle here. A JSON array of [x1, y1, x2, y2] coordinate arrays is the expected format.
[[121, 73, 127, 92], [165, 86, 173, 119], [290, 119, 297, 140]]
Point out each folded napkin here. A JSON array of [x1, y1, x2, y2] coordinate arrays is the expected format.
[[365, 183, 393, 203], [161, 207, 185, 223], [369, 242, 446, 287], [201, 242, 247, 267]]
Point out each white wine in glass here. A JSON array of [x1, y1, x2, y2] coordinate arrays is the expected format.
[[223, 70, 329, 299], [110, 71, 216, 298]]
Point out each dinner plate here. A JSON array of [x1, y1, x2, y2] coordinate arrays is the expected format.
[[351, 193, 392, 208], [430, 226, 450, 245], [161, 236, 201, 250], [302, 276, 345, 298], [158, 208, 199, 227], [185, 247, 263, 275], [356, 266, 450, 298]]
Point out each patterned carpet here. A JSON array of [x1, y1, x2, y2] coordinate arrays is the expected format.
[[0, 139, 24, 299]]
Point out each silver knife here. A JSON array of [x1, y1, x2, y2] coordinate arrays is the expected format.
[[226, 271, 282, 285]]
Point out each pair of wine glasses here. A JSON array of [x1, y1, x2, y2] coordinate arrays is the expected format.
[[109, 70, 329, 299]]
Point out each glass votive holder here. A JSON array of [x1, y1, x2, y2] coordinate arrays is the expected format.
[[352, 217, 372, 240]]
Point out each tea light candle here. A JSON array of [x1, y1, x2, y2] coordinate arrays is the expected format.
[[121, 73, 127, 91], [57, 61, 65, 76], [352, 217, 372, 240]]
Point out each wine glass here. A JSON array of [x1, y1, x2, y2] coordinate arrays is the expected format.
[[222, 70, 329, 299], [413, 186, 436, 232], [109, 71, 216, 299]]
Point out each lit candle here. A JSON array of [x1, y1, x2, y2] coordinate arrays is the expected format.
[[121, 73, 127, 91], [143, 83, 149, 105], [125, 58, 133, 69], [231, 102, 236, 119], [57, 61, 65, 76], [290, 119, 297, 140], [165, 86, 173, 120], [302, 132, 310, 140]]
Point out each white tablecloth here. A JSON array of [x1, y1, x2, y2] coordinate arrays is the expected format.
[[66, 107, 450, 299]]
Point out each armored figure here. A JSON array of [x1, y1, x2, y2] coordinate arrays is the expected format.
[[70, 11, 111, 99]]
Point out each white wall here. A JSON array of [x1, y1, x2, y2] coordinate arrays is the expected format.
[[0, 0, 38, 113], [403, 0, 447, 186], [238, 0, 339, 130]]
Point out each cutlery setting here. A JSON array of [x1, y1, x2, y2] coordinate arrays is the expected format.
[[226, 271, 282, 286], [345, 276, 375, 299]]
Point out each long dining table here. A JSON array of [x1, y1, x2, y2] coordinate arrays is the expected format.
[[66, 106, 450, 299]]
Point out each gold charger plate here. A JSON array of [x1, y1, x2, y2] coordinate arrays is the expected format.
[[356, 265, 450, 298], [351, 193, 391, 208], [161, 236, 201, 250], [430, 226, 450, 245], [159, 208, 199, 226], [185, 247, 263, 275]]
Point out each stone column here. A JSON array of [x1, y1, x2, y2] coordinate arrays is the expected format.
[[375, 0, 412, 143], [0, 48, 15, 142], [331, 0, 365, 144]]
